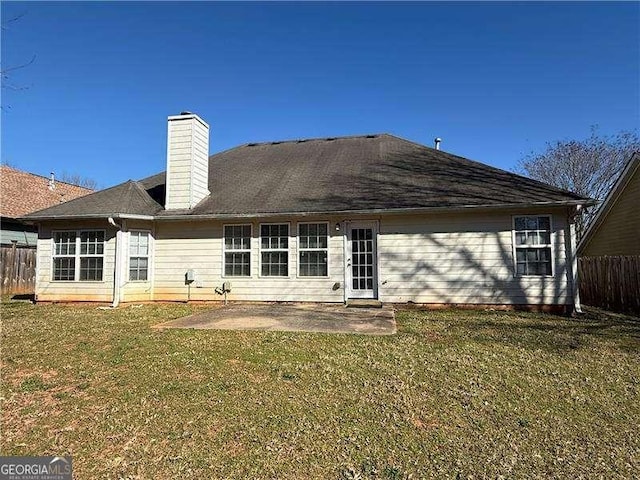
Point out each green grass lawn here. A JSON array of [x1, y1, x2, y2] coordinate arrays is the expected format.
[[1, 302, 638, 479]]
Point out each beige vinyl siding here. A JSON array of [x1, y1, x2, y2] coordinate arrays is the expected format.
[[36, 221, 116, 302], [581, 163, 640, 256], [152, 218, 344, 302], [165, 116, 210, 210], [119, 220, 154, 302], [34, 208, 574, 306], [377, 210, 571, 305]]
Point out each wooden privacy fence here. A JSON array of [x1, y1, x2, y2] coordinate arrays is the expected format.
[[579, 255, 640, 315], [1, 244, 36, 295]]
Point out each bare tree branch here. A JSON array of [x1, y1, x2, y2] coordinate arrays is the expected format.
[[0, 10, 34, 107], [1, 12, 27, 30], [60, 172, 98, 190], [1, 54, 35, 75], [518, 126, 640, 239]]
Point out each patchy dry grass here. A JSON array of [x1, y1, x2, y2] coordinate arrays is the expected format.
[[1, 302, 638, 479]]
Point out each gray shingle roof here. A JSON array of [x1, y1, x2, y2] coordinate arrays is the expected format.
[[25, 134, 589, 220], [24, 180, 163, 219]]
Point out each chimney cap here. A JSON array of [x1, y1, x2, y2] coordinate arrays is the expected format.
[[434, 137, 442, 150], [180, 111, 193, 116]]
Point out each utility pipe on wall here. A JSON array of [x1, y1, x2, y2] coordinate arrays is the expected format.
[[108, 217, 124, 308], [566, 205, 583, 314]]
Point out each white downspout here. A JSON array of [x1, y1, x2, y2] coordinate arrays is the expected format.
[[567, 206, 583, 314], [108, 217, 124, 307]]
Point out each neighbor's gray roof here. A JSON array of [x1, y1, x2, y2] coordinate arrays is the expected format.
[[24, 134, 589, 220]]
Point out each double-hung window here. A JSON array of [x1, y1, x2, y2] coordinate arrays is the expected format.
[[129, 231, 150, 281], [53, 232, 77, 281], [224, 225, 251, 276], [298, 223, 329, 277], [513, 216, 552, 276], [53, 230, 105, 281], [260, 224, 289, 277]]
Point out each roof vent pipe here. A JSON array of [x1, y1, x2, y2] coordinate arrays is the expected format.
[[434, 138, 442, 150], [48, 172, 55, 190]]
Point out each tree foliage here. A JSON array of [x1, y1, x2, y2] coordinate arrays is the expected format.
[[519, 127, 640, 237]]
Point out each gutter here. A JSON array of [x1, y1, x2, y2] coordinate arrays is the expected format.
[[20, 199, 596, 223], [108, 217, 125, 308], [19, 213, 155, 223], [153, 199, 597, 221]]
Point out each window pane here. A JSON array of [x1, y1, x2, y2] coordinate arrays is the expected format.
[[225, 252, 250, 276], [515, 247, 552, 276], [261, 224, 288, 251], [80, 231, 104, 255], [538, 217, 550, 230], [299, 250, 328, 277], [130, 256, 148, 281], [261, 252, 288, 277], [539, 232, 550, 245], [54, 232, 76, 255], [130, 232, 149, 256], [80, 257, 103, 281], [225, 225, 251, 251], [298, 224, 328, 276], [514, 218, 526, 230], [53, 257, 75, 281], [525, 217, 538, 230]]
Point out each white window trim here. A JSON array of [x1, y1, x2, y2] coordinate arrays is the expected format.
[[297, 221, 330, 278], [51, 229, 106, 282], [128, 230, 152, 283], [511, 215, 555, 278], [259, 222, 291, 278], [222, 223, 253, 278]]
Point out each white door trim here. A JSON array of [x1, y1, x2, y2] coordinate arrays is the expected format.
[[345, 221, 379, 300]]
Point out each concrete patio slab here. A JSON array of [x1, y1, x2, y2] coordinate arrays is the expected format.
[[153, 303, 396, 335]]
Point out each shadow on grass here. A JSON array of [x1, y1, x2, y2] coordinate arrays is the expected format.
[[10, 293, 35, 302], [398, 307, 640, 354]]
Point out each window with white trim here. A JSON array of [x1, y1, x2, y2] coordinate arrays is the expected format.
[[53, 230, 105, 281], [53, 232, 76, 281], [129, 231, 150, 281], [514, 216, 552, 276], [224, 225, 251, 276], [298, 223, 328, 277], [260, 224, 289, 277]]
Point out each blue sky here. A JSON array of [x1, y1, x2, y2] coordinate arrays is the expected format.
[[1, 1, 638, 189]]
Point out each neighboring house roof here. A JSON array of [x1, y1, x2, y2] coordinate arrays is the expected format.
[[0, 165, 93, 219], [24, 134, 591, 220], [578, 152, 640, 255]]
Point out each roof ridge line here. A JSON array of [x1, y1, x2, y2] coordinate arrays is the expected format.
[[240, 133, 389, 147]]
